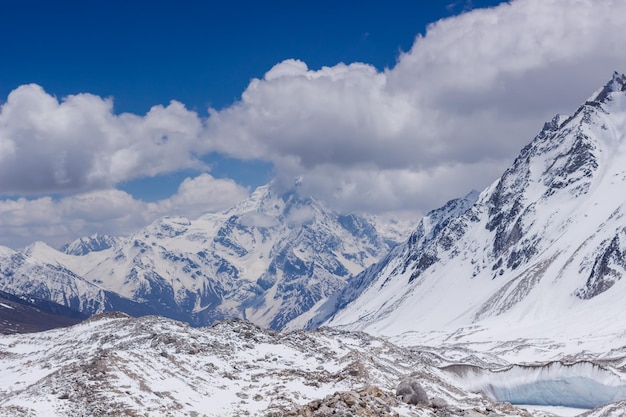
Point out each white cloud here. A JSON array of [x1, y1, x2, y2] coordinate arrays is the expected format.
[[152, 174, 249, 220], [239, 212, 280, 229], [0, 84, 205, 194], [286, 205, 316, 226], [0, 174, 248, 248]]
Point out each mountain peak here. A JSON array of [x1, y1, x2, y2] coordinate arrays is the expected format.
[[24, 241, 56, 257], [589, 71, 626, 103], [142, 216, 191, 239], [605, 71, 626, 92], [62, 233, 118, 256], [463, 189, 480, 202]]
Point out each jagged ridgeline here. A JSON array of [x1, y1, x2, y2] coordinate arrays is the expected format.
[[0, 184, 402, 330]]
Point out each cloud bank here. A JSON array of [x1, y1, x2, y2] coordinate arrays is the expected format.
[[0, 174, 248, 248], [2, 0, 626, 247]]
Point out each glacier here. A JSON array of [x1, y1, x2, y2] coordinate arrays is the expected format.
[[445, 361, 626, 409]]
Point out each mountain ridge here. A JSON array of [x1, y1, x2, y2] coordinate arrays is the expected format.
[[324, 72, 626, 344], [0, 183, 402, 330]]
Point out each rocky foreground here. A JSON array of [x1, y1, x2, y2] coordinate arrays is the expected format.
[[3, 313, 625, 416]]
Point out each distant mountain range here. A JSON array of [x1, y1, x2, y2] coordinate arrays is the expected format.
[[0, 184, 404, 330]]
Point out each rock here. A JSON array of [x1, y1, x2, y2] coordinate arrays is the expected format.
[[360, 385, 384, 398], [431, 396, 448, 409], [312, 405, 331, 416], [396, 378, 429, 405], [463, 411, 486, 417], [340, 391, 359, 406], [286, 385, 401, 417]]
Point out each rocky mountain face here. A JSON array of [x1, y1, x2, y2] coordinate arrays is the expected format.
[[307, 191, 479, 329], [0, 184, 397, 330], [326, 72, 626, 344], [0, 246, 157, 319]]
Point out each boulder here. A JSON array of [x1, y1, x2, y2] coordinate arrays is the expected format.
[[396, 378, 429, 405]]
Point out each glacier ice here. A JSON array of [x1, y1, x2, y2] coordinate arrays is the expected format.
[[446, 361, 626, 409]]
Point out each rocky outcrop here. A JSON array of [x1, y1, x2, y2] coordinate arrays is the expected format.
[[0, 315, 552, 417], [274, 386, 402, 417]]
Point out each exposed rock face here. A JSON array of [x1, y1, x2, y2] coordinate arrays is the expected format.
[[308, 191, 478, 329], [61, 233, 119, 256], [576, 228, 626, 299], [275, 386, 402, 417]]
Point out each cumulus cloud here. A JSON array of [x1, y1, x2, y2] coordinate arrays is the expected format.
[[0, 84, 205, 194], [154, 174, 249, 219], [0, 174, 248, 248]]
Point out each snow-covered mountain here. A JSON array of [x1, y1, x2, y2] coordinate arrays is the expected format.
[[0, 245, 156, 318], [0, 184, 398, 329], [307, 190, 479, 329], [326, 72, 626, 346], [60, 233, 120, 256]]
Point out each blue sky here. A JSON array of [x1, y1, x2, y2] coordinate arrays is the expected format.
[[2, 0, 626, 248], [1, 1, 502, 114]]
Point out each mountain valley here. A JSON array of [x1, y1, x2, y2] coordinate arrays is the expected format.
[[5, 74, 626, 416]]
